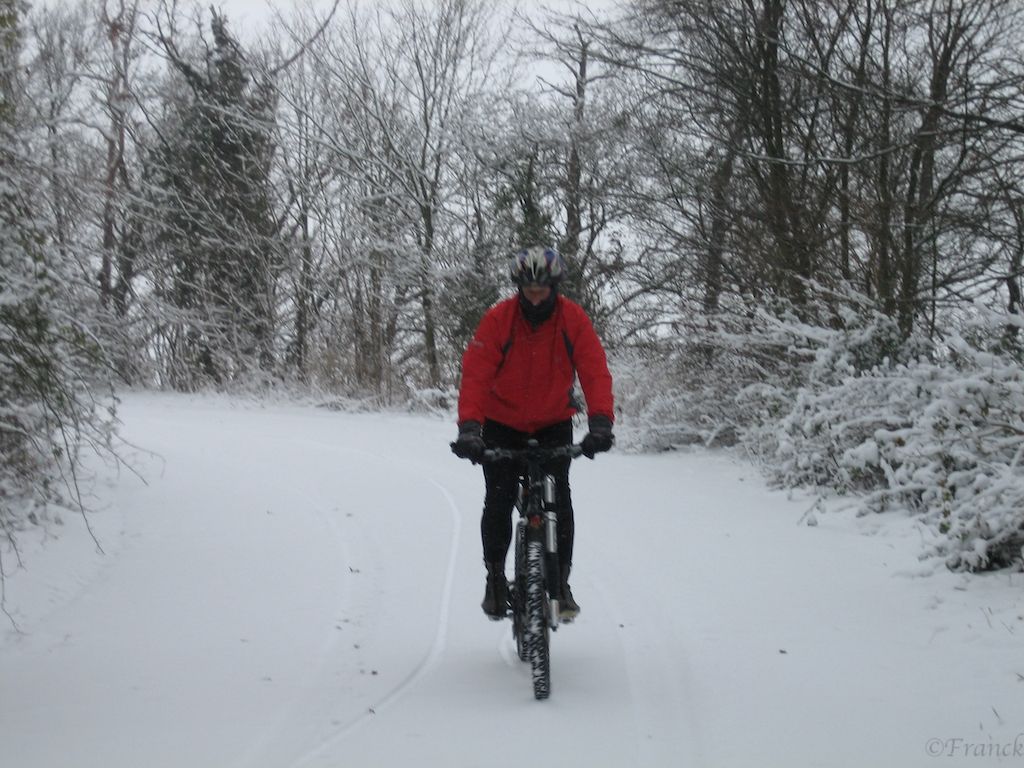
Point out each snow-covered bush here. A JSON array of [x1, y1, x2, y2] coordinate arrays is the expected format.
[[614, 309, 806, 451], [1, 215, 120, 551], [622, 293, 1024, 571], [743, 309, 1024, 572], [742, 310, 924, 490], [613, 343, 739, 451]]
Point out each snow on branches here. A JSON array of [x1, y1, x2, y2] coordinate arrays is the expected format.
[[741, 308, 1024, 572]]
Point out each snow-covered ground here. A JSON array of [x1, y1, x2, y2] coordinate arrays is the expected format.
[[2, 393, 1022, 768]]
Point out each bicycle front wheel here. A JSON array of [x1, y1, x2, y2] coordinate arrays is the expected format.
[[525, 538, 551, 700]]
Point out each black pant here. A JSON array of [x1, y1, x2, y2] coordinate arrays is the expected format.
[[480, 419, 575, 569]]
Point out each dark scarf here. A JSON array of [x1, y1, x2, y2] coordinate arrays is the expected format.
[[518, 288, 558, 327]]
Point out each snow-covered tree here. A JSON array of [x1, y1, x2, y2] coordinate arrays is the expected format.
[[0, 0, 117, 561], [146, 10, 280, 389]]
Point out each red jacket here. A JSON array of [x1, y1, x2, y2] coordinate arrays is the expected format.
[[457, 295, 614, 433]]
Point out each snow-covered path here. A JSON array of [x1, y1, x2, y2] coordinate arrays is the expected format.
[[2, 393, 1022, 768]]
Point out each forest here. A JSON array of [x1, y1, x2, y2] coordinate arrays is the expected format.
[[4, 0, 1024, 572]]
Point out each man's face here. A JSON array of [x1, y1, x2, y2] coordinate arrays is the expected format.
[[521, 284, 552, 306]]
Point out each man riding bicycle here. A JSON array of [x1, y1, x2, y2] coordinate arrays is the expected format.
[[451, 245, 615, 621]]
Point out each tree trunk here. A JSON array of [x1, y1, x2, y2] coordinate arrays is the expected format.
[[563, 32, 587, 262], [839, 0, 874, 283], [898, 4, 963, 336], [705, 145, 736, 315], [420, 204, 441, 389], [758, 0, 808, 305], [294, 206, 312, 380], [875, 1, 896, 314]]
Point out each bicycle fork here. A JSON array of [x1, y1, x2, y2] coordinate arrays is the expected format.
[[542, 475, 560, 630]]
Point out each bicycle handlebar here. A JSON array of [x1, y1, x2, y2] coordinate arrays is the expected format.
[[480, 443, 584, 462], [449, 439, 586, 464]]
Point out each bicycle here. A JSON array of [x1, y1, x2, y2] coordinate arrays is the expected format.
[[480, 440, 583, 700]]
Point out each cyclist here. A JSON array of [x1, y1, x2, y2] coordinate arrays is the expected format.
[[451, 245, 615, 621]]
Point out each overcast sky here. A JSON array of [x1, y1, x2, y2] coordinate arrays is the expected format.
[[204, 0, 607, 39], [177, 0, 615, 91]]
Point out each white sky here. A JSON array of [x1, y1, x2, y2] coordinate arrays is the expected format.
[[205, 0, 610, 39], [176, 0, 618, 90]]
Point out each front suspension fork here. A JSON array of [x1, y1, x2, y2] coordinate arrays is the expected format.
[[543, 476, 560, 627]]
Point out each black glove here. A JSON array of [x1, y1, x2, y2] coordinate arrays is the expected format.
[[451, 420, 486, 463], [580, 414, 614, 459]]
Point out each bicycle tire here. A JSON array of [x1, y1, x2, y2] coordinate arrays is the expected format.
[[526, 539, 551, 699]]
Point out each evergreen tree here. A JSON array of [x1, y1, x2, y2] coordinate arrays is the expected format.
[[150, 12, 279, 389]]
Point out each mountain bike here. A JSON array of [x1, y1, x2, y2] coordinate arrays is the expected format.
[[481, 440, 583, 700]]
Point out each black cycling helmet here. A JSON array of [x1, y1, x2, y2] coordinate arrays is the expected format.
[[510, 245, 566, 287]]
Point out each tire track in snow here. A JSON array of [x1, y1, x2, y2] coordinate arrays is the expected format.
[[226, 471, 357, 768], [284, 440, 462, 768]]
